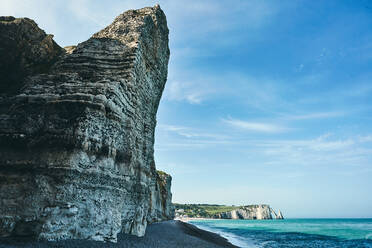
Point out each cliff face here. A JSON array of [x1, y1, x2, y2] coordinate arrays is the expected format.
[[148, 171, 175, 223], [0, 5, 172, 242], [214, 205, 273, 220]]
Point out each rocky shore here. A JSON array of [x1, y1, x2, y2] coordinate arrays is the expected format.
[[0, 220, 238, 248]]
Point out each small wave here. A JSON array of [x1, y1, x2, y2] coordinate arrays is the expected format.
[[191, 222, 258, 248], [366, 233, 372, 240]]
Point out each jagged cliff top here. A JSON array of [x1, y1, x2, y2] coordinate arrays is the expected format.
[[0, 5, 169, 96], [93, 5, 169, 49]]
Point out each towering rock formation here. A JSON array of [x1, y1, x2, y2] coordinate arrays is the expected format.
[[0, 5, 172, 242], [269, 207, 284, 220], [214, 205, 277, 220], [276, 210, 284, 219]]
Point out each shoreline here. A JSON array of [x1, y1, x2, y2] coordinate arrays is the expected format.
[[0, 220, 239, 248], [177, 220, 240, 248], [180, 219, 252, 248], [175, 217, 216, 222]]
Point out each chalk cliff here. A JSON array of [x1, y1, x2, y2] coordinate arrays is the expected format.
[[214, 205, 276, 220], [276, 210, 284, 219], [0, 5, 172, 242], [148, 171, 175, 223]]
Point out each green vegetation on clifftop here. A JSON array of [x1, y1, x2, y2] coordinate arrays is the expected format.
[[174, 203, 239, 218]]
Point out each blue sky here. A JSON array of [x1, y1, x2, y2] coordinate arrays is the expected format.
[[2, 0, 372, 218]]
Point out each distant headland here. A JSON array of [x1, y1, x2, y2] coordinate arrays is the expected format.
[[174, 204, 284, 220]]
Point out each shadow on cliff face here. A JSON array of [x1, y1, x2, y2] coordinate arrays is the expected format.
[[0, 16, 64, 95]]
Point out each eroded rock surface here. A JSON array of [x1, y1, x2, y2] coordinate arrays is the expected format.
[[148, 171, 175, 223], [0, 5, 172, 242]]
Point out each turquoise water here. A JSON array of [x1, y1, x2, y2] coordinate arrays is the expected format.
[[189, 219, 372, 248]]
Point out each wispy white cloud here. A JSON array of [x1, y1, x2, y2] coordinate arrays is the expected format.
[[156, 140, 234, 151], [358, 135, 372, 143], [157, 123, 372, 168], [163, 71, 224, 104], [159, 124, 187, 132], [222, 117, 290, 133], [158, 124, 228, 139], [284, 111, 345, 120], [344, 82, 372, 97], [163, 79, 206, 104], [163, 71, 289, 109], [298, 73, 372, 106], [252, 133, 372, 167], [65, 0, 109, 27], [163, 0, 279, 42], [164, 80, 210, 104], [257, 134, 355, 152]]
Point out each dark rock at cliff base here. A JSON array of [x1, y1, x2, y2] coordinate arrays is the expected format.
[[0, 5, 172, 243]]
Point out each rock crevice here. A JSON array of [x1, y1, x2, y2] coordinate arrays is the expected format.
[[0, 5, 172, 242]]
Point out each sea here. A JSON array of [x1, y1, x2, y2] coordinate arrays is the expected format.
[[189, 218, 372, 248]]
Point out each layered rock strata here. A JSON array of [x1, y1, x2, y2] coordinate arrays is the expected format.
[[148, 171, 175, 223], [0, 5, 172, 242], [214, 205, 278, 220]]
